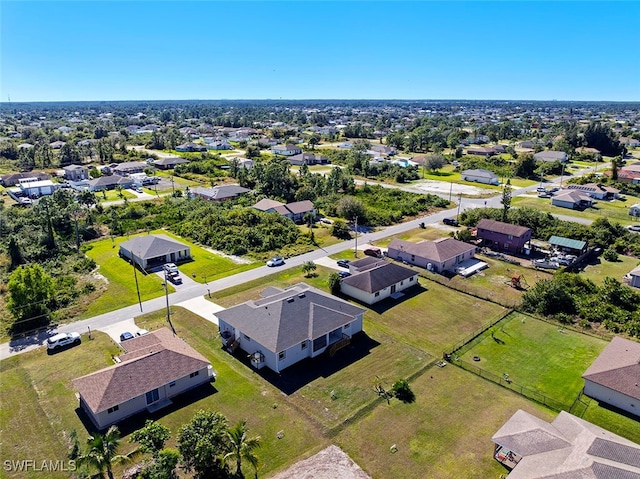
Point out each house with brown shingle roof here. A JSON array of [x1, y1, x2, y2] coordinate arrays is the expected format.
[[582, 336, 640, 417], [253, 198, 316, 223], [492, 409, 640, 477], [476, 219, 532, 253], [73, 328, 215, 429], [387, 238, 476, 273]]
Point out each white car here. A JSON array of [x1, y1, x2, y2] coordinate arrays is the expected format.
[[163, 263, 178, 274], [135, 329, 149, 337], [266, 256, 285, 267], [47, 332, 81, 351]]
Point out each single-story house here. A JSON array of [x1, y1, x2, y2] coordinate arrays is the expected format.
[[387, 238, 477, 273], [287, 153, 330, 166], [236, 157, 254, 170], [49, 140, 66, 149], [533, 150, 569, 163], [88, 175, 133, 192], [547, 235, 588, 256], [175, 142, 207, 152], [461, 169, 499, 185], [615, 169, 640, 184], [551, 190, 594, 210], [18, 143, 34, 149], [476, 219, 532, 253], [113, 161, 147, 176], [253, 198, 316, 223], [0, 171, 50, 187], [491, 409, 640, 477], [620, 137, 640, 147], [340, 258, 418, 305], [518, 140, 537, 149], [567, 183, 619, 200], [191, 185, 250, 202], [216, 283, 366, 373], [74, 328, 215, 429], [630, 265, 640, 288], [582, 336, 640, 417], [119, 234, 191, 270], [630, 203, 640, 217], [271, 144, 302, 156], [371, 145, 397, 156], [205, 140, 233, 150], [63, 164, 89, 181], [466, 147, 498, 157], [153, 157, 190, 170], [15, 179, 60, 198]]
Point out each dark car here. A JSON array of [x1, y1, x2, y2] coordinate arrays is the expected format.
[[120, 332, 134, 342], [443, 218, 459, 227], [628, 225, 640, 233], [337, 259, 350, 268], [363, 248, 382, 258], [338, 271, 351, 278]]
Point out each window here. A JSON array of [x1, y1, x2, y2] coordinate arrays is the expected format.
[[375, 291, 380, 297], [313, 335, 327, 352], [278, 351, 286, 361], [411, 255, 415, 261], [107, 405, 119, 414], [169, 381, 176, 388], [400, 281, 404, 286], [344, 323, 350, 329], [190, 371, 199, 378], [243, 334, 251, 341], [146, 389, 159, 405], [409, 276, 414, 281], [508, 235, 513, 240], [301, 341, 307, 350]]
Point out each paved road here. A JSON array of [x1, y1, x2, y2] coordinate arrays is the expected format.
[[0, 165, 599, 359]]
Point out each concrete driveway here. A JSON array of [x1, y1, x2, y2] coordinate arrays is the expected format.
[[176, 296, 224, 326], [96, 318, 140, 345]]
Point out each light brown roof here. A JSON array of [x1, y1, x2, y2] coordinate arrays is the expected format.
[[285, 200, 314, 215], [253, 198, 285, 211], [389, 238, 475, 263], [73, 328, 210, 413], [477, 219, 531, 238], [582, 336, 640, 400]]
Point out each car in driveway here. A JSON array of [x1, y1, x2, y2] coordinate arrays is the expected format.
[[163, 263, 178, 274], [337, 271, 351, 278], [47, 332, 81, 351], [266, 256, 285, 267], [135, 329, 149, 337], [442, 218, 459, 226], [363, 248, 382, 258], [337, 259, 350, 268], [120, 331, 134, 342], [628, 225, 640, 233]]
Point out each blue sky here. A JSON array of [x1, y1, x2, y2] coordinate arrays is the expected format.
[[1, 1, 639, 102]]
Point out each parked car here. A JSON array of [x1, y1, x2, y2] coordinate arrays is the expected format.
[[266, 256, 285, 267], [442, 218, 459, 226], [363, 248, 382, 258], [627, 225, 640, 233], [337, 259, 350, 268], [47, 332, 81, 351], [163, 263, 178, 274], [168, 274, 182, 284], [120, 331, 134, 342], [135, 329, 149, 336], [338, 271, 351, 278], [320, 218, 333, 225]]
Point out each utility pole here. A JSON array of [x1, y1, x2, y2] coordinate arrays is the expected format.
[[559, 163, 565, 188], [449, 181, 453, 203], [132, 252, 143, 312], [170, 175, 175, 196], [354, 216, 358, 258], [456, 192, 462, 221], [164, 269, 176, 335]]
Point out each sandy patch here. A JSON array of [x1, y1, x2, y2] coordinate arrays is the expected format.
[[269, 445, 371, 479], [199, 245, 253, 264], [412, 180, 494, 197]]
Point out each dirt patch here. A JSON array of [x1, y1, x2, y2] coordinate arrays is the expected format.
[[199, 245, 253, 264], [413, 180, 494, 197], [269, 445, 371, 479]]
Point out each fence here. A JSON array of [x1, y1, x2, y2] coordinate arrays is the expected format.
[[443, 309, 514, 358], [452, 358, 570, 412]]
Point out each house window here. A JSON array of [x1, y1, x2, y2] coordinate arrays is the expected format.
[[508, 235, 513, 240], [344, 323, 350, 329], [190, 371, 199, 378], [409, 276, 414, 281], [243, 334, 251, 341], [400, 281, 404, 286], [107, 405, 119, 414], [169, 381, 176, 388], [146, 389, 159, 405], [278, 351, 286, 361], [301, 341, 307, 350], [313, 335, 327, 352], [375, 292, 380, 297], [411, 255, 415, 262]]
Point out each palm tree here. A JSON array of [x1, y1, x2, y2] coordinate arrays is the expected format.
[[224, 421, 261, 478], [78, 426, 138, 479]]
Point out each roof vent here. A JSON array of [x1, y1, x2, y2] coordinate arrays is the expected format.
[[287, 297, 295, 303], [298, 293, 306, 298]]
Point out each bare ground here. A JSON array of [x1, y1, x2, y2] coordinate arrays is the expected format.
[[268, 445, 371, 479]]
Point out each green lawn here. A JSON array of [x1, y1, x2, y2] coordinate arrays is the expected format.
[[457, 312, 608, 407], [418, 165, 536, 189], [96, 189, 135, 202], [581, 254, 640, 285], [579, 395, 640, 444], [513, 195, 640, 226]]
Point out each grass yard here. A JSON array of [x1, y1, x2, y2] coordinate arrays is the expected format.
[[513, 195, 640, 226], [371, 226, 450, 247], [578, 396, 640, 444], [96, 189, 135, 202], [457, 312, 608, 407], [581, 254, 640, 285], [336, 365, 555, 479], [82, 235, 173, 318]]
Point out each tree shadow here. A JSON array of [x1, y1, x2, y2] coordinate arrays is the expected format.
[[226, 332, 381, 395]]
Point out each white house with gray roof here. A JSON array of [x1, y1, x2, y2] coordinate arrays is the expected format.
[[119, 234, 191, 270], [582, 336, 640, 417], [340, 258, 418, 305], [216, 283, 366, 373], [492, 409, 640, 477], [461, 168, 499, 185], [387, 238, 476, 273]]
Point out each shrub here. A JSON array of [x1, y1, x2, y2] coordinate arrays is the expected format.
[[328, 273, 341, 294], [603, 249, 619, 262], [391, 379, 415, 403]]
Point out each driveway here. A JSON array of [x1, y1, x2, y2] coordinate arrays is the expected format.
[[96, 318, 140, 345], [176, 296, 224, 326]]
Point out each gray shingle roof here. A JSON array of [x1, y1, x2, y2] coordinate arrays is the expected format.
[[341, 261, 416, 293], [192, 185, 249, 200], [120, 234, 188, 260], [73, 328, 210, 413], [389, 238, 475, 263], [582, 337, 640, 400], [215, 283, 366, 352], [477, 219, 531, 238]]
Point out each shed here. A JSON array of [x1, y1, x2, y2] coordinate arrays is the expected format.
[[547, 236, 588, 255]]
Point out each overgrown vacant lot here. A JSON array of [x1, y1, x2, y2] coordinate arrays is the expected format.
[[336, 365, 554, 479], [581, 254, 640, 285], [457, 312, 608, 407]]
